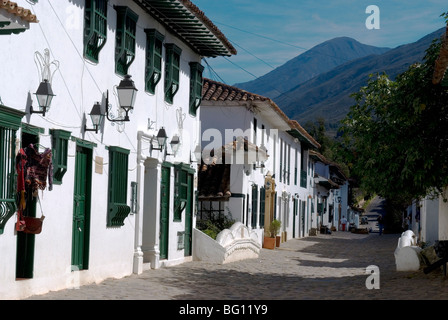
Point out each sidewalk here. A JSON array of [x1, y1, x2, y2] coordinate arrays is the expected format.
[[25, 231, 448, 300]]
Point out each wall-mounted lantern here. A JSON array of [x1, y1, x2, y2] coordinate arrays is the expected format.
[[106, 74, 138, 122], [150, 127, 168, 151], [167, 135, 180, 156], [30, 79, 55, 117], [84, 102, 104, 134]]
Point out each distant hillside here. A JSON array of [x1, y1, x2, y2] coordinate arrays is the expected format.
[[273, 27, 446, 135], [234, 37, 390, 99]]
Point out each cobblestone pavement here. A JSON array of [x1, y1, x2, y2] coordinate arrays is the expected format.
[[25, 231, 448, 301]]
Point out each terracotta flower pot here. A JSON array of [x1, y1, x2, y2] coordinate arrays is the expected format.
[[263, 237, 276, 250]]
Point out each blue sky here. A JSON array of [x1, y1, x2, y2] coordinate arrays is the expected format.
[[193, 0, 447, 86]]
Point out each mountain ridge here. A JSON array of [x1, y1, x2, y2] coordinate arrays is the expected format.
[[234, 36, 391, 99], [235, 27, 446, 135], [274, 27, 446, 132]]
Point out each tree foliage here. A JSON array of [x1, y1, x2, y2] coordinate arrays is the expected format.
[[340, 35, 448, 206]]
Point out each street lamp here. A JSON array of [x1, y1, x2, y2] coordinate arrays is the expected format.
[[106, 74, 138, 122], [151, 127, 168, 151], [30, 79, 55, 116], [167, 134, 180, 156], [85, 102, 104, 134]]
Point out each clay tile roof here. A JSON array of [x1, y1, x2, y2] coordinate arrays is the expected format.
[[0, 1, 38, 23], [202, 78, 321, 150], [202, 78, 269, 102], [289, 120, 321, 149]]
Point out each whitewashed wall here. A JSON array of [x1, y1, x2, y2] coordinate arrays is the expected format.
[[0, 0, 201, 299]]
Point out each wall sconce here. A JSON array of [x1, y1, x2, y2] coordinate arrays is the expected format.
[[30, 79, 55, 117], [166, 135, 180, 156], [106, 74, 138, 122], [151, 127, 168, 151], [85, 102, 104, 134]]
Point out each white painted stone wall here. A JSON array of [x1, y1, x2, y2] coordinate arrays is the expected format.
[[193, 222, 261, 264], [0, 0, 203, 299]]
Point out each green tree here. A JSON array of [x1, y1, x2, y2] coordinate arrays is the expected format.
[[340, 32, 448, 209]]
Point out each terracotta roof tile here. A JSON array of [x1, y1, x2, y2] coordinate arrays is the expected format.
[[202, 78, 269, 103], [0, 1, 38, 22], [202, 78, 321, 149]]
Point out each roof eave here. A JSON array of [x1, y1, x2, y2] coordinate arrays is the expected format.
[[133, 0, 236, 57]]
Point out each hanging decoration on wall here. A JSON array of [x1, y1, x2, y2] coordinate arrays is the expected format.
[[34, 49, 59, 85], [15, 144, 53, 234]]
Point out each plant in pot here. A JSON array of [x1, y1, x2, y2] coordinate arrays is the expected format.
[[270, 219, 281, 247]]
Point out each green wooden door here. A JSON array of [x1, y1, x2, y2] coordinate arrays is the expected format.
[[159, 165, 170, 260], [72, 145, 91, 270], [184, 173, 193, 257]]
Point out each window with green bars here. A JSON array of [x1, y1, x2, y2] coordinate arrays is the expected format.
[[164, 43, 182, 104], [189, 62, 204, 116], [145, 29, 164, 94], [114, 6, 138, 76], [0, 105, 24, 234], [84, 0, 108, 63], [107, 146, 131, 227], [50, 129, 71, 185]]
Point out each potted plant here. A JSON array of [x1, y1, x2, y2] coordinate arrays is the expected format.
[[263, 233, 276, 250], [270, 219, 281, 247]]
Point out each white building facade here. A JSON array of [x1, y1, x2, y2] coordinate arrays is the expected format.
[[0, 0, 235, 299], [198, 79, 320, 246]]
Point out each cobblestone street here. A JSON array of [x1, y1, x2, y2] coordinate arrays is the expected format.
[[25, 231, 448, 301]]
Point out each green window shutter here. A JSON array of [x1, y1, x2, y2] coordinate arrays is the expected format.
[[145, 29, 164, 94], [251, 184, 258, 228], [189, 62, 204, 116], [174, 163, 194, 221], [50, 129, 71, 185], [107, 146, 131, 227], [259, 187, 265, 228], [164, 43, 182, 104], [0, 106, 25, 234], [84, 0, 108, 63], [114, 6, 138, 76]]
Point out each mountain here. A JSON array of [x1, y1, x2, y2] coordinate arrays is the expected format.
[[274, 27, 446, 134], [234, 37, 391, 99]]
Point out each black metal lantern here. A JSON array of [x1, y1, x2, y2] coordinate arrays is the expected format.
[[168, 135, 180, 156], [106, 74, 138, 122], [151, 127, 168, 152], [31, 79, 55, 116], [156, 127, 168, 149], [116, 74, 138, 112], [85, 102, 104, 133]]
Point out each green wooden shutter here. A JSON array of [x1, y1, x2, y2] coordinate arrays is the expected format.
[[0, 105, 24, 234], [50, 129, 71, 185], [251, 184, 258, 228], [114, 6, 138, 76], [164, 43, 182, 104], [189, 62, 204, 116], [259, 187, 265, 228], [145, 29, 164, 94], [84, 0, 108, 63], [107, 146, 131, 227], [174, 163, 194, 221]]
